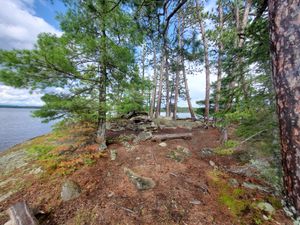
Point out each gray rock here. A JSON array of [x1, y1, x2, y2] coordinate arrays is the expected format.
[[228, 178, 239, 187], [190, 200, 202, 205], [110, 150, 117, 161], [176, 146, 190, 155], [198, 148, 214, 158], [61, 180, 81, 201], [134, 132, 153, 143], [242, 182, 271, 193], [257, 202, 275, 215], [29, 167, 43, 175], [4, 220, 13, 225], [167, 146, 191, 162], [159, 142, 167, 147], [98, 142, 107, 152], [124, 167, 156, 190], [209, 160, 216, 167]]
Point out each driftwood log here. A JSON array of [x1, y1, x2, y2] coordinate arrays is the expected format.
[[6, 201, 38, 225], [151, 133, 192, 142]]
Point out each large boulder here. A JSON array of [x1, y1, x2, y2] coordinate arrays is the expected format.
[[124, 167, 156, 190], [61, 180, 81, 201]]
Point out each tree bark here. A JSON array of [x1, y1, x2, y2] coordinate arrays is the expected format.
[[179, 10, 196, 120], [196, 0, 211, 121], [96, 0, 107, 151], [155, 53, 165, 118], [215, 0, 224, 113], [269, 0, 300, 215], [152, 133, 192, 142], [149, 46, 157, 118], [165, 45, 171, 117]]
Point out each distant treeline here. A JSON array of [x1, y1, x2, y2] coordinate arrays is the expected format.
[[0, 105, 41, 109], [160, 107, 197, 113]]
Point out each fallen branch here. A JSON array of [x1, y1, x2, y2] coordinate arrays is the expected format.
[[238, 129, 267, 146], [112, 203, 135, 214], [151, 133, 192, 142]]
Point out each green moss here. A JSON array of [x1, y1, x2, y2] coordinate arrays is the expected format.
[[26, 145, 56, 159], [224, 140, 239, 148], [214, 147, 235, 156], [266, 196, 282, 210], [208, 171, 268, 224], [219, 194, 249, 216]]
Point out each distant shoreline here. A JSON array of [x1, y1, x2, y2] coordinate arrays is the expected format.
[[0, 105, 41, 109]]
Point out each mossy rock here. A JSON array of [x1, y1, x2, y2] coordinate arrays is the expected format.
[[124, 167, 156, 190], [167, 146, 191, 162]]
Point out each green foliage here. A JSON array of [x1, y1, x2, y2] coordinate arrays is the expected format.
[[0, 0, 144, 126]]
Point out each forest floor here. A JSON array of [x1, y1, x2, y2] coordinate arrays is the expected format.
[[0, 119, 294, 225]]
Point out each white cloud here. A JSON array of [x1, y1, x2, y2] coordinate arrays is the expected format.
[[0, 85, 43, 106], [0, 0, 61, 106], [0, 0, 61, 50]]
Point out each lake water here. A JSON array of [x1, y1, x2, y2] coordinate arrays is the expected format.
[[0, 109, 194, 152], [0, 108, 55, 152]]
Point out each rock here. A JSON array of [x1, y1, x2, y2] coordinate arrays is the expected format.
[[110, 150, 117, 161], [167, 146, 191, 162], [228, 165, 257, 177], [242, 182, 271, 193], [257, 202, 275, 215], [107, 192, 114, 198], [228, 178, 239, 187], [122, 141, 135, 151], [198, 148, 214, 158], [190, 200, 202, 205], [61, 180, 81, 201], [159, 142, 167, 147], [124, 167, 156, 190], [209, 160, 216, 167], [98, 142, 107, 152], [29, 167, 43, 175], [134, 132, 153, 143], [136, 157, 141, 160], [262, 214, 270, 221], [4, 221, 13, 225]]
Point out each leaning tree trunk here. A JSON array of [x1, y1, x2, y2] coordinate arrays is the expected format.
[[180, 11, 196, 120], [269, 0, 300, 215], [215, 0, 224, 113]]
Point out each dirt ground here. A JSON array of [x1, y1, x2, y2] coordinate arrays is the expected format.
[[0, 126, 293, 225]]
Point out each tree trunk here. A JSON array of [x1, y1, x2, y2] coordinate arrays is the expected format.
[[269, 0, 300, 215], [165, 46, 171, 117], [155, 53, 165, 118], [96, 0, 107, 151], [141, 43, 146, 96], [196, 0, 211, 121], [179, 10, 196, 120], [96, 62, 107, 151], [149, 46, 157, 118], [215, 0, 224, 113]]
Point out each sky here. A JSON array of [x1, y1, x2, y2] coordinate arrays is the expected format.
[[0, 0, 217, 107]]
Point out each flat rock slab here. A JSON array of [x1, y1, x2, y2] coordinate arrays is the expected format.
[[124, 167, 156, 190]]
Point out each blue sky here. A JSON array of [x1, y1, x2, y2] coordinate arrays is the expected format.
[[0, 0, 217, 107]]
